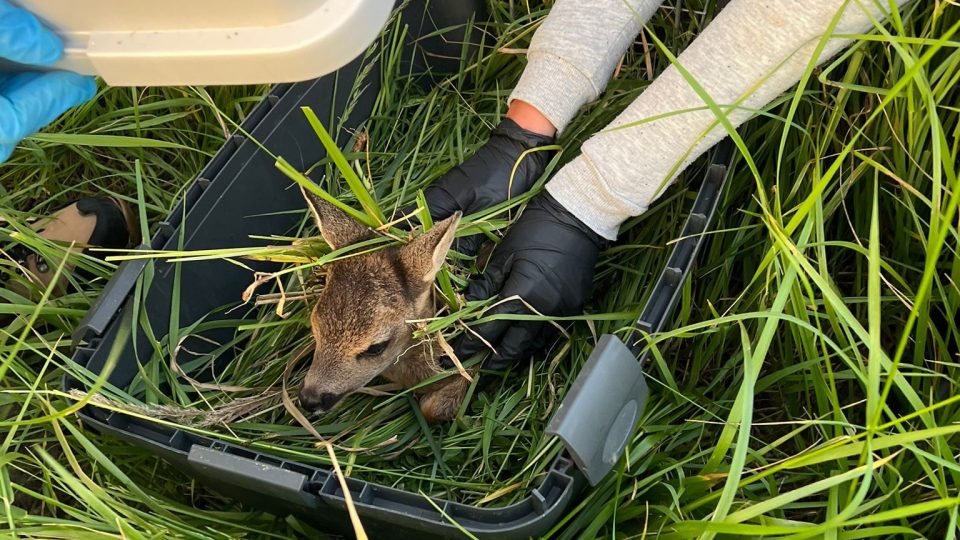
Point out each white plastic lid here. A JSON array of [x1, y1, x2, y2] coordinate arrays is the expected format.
[[13, 0, 393, 86]]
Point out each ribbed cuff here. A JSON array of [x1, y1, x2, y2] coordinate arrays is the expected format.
[[509, 51, 598, 135], [546, 155, 642, 240]]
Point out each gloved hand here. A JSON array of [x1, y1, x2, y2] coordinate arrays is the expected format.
[[454, 191, 603, 370], [0, 1, 97, 162], [421, 118, 555, 256]]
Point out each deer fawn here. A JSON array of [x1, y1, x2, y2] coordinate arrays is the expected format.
[[296, 187, 471, 423]]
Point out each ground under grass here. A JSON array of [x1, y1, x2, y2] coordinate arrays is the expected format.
[[2, 1, 959, 538]]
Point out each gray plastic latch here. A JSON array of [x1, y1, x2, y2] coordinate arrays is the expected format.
[[187, 445, 317, 508], [71, 245, 150, 347], [546, 335, 649, 486]]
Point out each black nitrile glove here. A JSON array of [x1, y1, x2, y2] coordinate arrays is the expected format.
[[421, 118, 555, 256], [454, 192, 603, 370]]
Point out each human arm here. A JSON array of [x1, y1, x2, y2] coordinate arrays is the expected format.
[[547, 0, 911, 240], [456, 0, 910, 364], [421, 0, 664, 255]]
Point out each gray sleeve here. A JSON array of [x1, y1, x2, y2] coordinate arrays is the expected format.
[[509, 0, 666, 134], [545, 0, 909, 240]]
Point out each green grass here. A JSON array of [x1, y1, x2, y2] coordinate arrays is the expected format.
[[3, 0, 960, 538]]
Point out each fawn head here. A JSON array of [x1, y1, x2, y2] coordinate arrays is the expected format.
[[297, 188, 460, 413]]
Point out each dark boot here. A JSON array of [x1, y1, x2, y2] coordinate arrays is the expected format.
[[6, 197, 138, 298]]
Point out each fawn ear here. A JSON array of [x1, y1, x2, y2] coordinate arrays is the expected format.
[[301, 186, 373, 250], [400, 212, 461, 283]]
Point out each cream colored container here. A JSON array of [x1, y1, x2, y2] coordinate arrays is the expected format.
[[13, 0, 393, 86]]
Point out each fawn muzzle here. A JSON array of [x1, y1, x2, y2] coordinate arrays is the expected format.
[[298, 388, 344, 412]]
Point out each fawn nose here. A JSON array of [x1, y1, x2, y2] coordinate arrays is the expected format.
[[298, 389, 343, 412]]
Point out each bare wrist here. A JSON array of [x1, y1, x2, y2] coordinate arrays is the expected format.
[[506, 100, 557, 138]]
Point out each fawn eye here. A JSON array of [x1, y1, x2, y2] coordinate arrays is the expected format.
[[358, 339, 390, 358]]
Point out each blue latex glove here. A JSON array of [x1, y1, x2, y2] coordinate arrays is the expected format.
[[0, 1, 96, 162]]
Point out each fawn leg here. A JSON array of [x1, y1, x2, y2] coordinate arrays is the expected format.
[[419, 375, 471, 423]]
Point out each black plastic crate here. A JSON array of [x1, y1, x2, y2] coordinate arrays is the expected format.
[[65, 3, 736, 537]]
